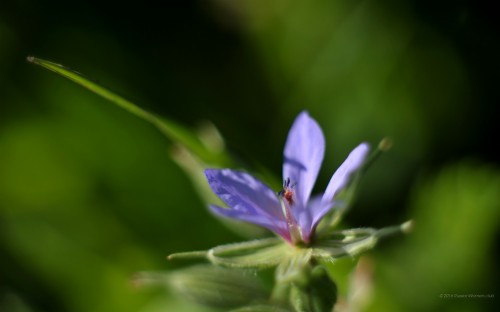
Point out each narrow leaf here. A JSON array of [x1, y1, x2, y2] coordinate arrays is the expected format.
[[27, 56, 230, 165]]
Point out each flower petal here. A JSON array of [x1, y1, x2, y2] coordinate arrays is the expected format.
[[205, 169, 284, 220], [313, 143, 369, 225], [283, 111, 325, 207], [322, 143, 370, 204], [295, 194, 323, 243], [209, 205, 290, 241]]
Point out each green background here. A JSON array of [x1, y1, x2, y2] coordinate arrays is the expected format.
[[1, 1, 498, 311]]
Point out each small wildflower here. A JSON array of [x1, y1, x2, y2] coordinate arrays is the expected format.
[[205, 111, 369, 245]]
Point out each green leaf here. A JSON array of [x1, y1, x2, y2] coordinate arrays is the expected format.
[[27, 56, 230, 165], [370, 162, 500, 311]]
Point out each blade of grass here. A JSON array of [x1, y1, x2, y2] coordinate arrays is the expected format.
[[27, 56, 230, 165]]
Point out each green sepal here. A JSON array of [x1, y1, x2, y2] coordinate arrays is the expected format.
[[275, 248, 312, 286], [312, 228, 378, 261], [312, 221, 412, 262], [208, 238, 288, 268], [168, 221, 412, 268], [167, 250, 208, 261], [169, 238, 290, 269]]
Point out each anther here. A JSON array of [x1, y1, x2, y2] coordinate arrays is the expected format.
[[279, 177, 296, 206]]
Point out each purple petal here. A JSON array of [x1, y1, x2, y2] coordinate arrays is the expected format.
[[296, 194, 323, 243], [312, 143, 369, 226], [283, 111, 325, 207], [204, 168, 284, 221], [209, 205, 290, 241]]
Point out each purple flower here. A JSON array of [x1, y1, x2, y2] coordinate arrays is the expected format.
[[205, 112, 369, 245]]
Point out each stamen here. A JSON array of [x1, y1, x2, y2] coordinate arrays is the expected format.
[[278, 182, 303, 245], [282, 177, 291, 190], [279, 198, 303, 244], [279, 177, 296, 206]]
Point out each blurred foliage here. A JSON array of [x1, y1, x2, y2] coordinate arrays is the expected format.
[[368, 162, 500, 311], [0, 0, 498, 311]]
